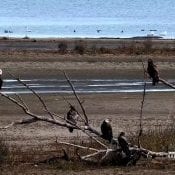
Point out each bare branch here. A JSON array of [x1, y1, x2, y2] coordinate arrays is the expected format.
[[159, 78, 175, 89], [50, 112, 65, 120], [1, 92, 32, 115], [15, 93, 29, 110], [56, 141, 101, 152], [81, 127, 108, 149], [81, 150, 107, 160], [0, 93, 106, 148], [138, 60, 147, 147], [3, 72, 107, 148], [7, 72, 56, 120], [64, 116, 108, 149], [63, 71, 89, 125], [0, 92, 79, 130]]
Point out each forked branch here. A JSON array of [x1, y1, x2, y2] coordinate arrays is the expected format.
[[8, 72, 56, 120], [63, 71, 89, 125]]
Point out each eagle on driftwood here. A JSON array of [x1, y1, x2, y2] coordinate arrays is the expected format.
[[101, 119, 113, 142], [118, 132, 131, 158], [66, 105, 78, 133], [147, 59, 159, 85]]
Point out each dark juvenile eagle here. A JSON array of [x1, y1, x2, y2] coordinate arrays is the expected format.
[[101, 119, 113, 142], [66, 105, 78, 133], [118, 132, 130, 157], [147, 59, 159, 85], [0, 69, 3, 90]]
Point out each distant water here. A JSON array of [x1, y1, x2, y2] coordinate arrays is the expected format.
[[0, 0, 175, 39]]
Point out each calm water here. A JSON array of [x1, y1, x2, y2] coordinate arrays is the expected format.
[[0, 0, 175, 38], [2, 79, 175, 94]]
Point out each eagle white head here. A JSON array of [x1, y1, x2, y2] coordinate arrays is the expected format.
[[105, 118, 111, 123]]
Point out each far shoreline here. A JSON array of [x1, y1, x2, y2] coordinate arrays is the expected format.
[[0, 35, 174, 41]]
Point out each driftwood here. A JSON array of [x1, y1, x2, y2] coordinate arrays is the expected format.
[[0, 71, 174, 166], [159, 78, 175, 89]]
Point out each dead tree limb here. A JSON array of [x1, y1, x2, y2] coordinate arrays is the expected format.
[[0, 76, 107, 148], [8, 72, 56, 120], [62, 71, 107, 148], [0, 92, 79, 129], [15, 93, 29, 111], [1, 90, 107, 148], [56, 141, 102, 152], [159, 78, 175, 89], [138, 61, 147, 148], [63, 71, 89, 125]]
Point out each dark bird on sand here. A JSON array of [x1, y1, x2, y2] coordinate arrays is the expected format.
[[101, 119, 113, 142], [147, 59, 159, 85]]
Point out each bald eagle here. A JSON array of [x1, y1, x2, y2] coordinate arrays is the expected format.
[[147, 59, 159, 85], [66, 105, 78, 133], [101, 119, 113, 142], [118, 132, 130, 157]]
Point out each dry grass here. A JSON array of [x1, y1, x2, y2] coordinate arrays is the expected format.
[[129, 122, 175, 152], [0, 136, 9, 165]]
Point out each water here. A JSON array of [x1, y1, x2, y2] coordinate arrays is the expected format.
[[0, 0, 175, 39], [2, 79, 175, 94]]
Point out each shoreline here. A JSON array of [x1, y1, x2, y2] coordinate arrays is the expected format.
[[1, 36, 174, 41]]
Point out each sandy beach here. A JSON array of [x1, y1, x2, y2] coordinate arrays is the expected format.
[[0, 38, 175, 174]]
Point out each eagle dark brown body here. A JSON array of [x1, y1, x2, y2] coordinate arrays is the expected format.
[[147, 59, 159, 85]]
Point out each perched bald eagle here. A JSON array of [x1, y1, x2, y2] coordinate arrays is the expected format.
[[147, 59, 159, 85], [101, 119, 113, 142], [66, 105, 78, 133], [118, 132, 130, 157], [0, 69, 3, 90]]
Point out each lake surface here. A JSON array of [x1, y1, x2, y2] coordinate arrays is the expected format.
[[2, 79, 175, 94], [0, 0, 175, 38]]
